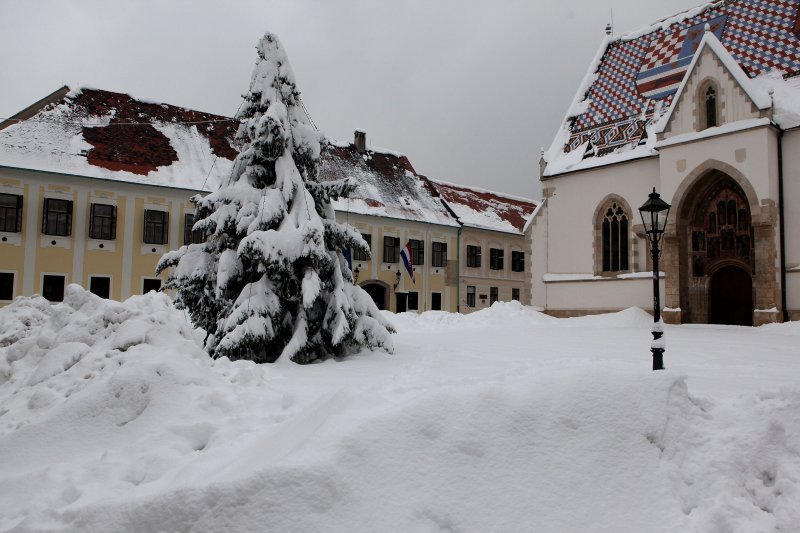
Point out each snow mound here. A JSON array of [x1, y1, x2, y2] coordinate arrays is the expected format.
[[1, 289, 799, 531], [561, 306, 655, 328], [390, 301, 557, 331]]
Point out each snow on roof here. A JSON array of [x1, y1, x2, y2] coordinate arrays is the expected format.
[[0, 86, 238, 191], [429, 180, 537, 234], [320, 140, 459, 227], [545, 0, 800, 176]]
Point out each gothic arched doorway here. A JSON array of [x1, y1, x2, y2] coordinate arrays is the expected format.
[[361, 281, 388, 310], [709, 265, 753, 326], [678, 171, 754, 324]]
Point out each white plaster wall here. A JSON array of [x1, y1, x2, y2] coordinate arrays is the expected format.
[[781, 129, 800, 313], [529, 200, 548, 309], [661, 46, 762, 139], [544, 278, 663, 312], [540, 156, 659, 275], [658, 126, 777, 209]]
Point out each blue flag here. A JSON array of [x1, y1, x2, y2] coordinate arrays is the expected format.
[[343, 247, 352, 270], [399, 242, 414, 282]]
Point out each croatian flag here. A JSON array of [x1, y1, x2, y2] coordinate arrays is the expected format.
[[400, 242, 415, 282]]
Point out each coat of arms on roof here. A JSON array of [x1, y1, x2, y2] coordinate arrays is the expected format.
[[561, 0, 800, 162], [636, 15, 727, 100]]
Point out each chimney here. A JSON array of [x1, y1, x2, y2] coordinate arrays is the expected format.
[[354, 129, 366, 153]]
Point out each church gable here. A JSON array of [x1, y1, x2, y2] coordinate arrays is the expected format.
[[658, 35, 771, 140], [544, 0, 800, 177]]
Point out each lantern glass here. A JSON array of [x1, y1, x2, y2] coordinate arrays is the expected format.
[[638, 188, 671, 242]]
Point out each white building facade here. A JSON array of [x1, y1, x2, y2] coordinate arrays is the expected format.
[[532, 1, 800, 325]]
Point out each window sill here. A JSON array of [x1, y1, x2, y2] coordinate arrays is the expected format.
[[141, 244, 167, 255], [40, 235, 71, 249], [0, 232, 22, 246], [88, 239, 116, 252], [543, 271, 664, 283]]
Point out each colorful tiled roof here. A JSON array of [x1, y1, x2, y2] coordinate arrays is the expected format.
[[562, 0, 800, 159], [320, 141, 460, 227], [0, 87, 238, 191], [429, 180, 537, 235]]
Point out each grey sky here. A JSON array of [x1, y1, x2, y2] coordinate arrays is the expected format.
[[0, 0, 701, 199]]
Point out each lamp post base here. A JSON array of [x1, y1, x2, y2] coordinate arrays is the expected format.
[[651, 348, 664, 371]]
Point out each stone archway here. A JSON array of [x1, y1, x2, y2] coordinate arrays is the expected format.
[[361, 281, 389, 311], [665, 163, 777, 325]]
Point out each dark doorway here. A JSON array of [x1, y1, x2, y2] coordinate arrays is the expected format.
[[431, 292, 442, 311], [709, 266, 753, 326], [396, 293, 407, 313], [362, 282, 387, 310]]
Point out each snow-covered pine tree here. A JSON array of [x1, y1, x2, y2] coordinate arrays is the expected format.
[[158, 33, 394, 364]]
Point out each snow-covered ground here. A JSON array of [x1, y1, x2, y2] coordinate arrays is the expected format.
[[1, 286, 798, 532]]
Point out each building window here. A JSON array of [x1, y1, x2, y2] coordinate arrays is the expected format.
[[183, 213, 204, 245], [466, 285, 476, 307], [600, 200, 629, 272], [512, 288, 520, 301], [383, 236, 399, 263], [354, 233, 371, 261], [407, 291, 419, 311], [89, 203, 117, 240], [42, 274, 65, 302], [431, 292, 442, 311], [0, 193, 23, 233], [511, 251, 525, 272], [705, 86, 717, 128], [89, 276, 111, 299], [408, 239, 424, 265], [432, 241, 447, 268], [466, 245, 481, 268], [490, 248, 504, 270], [42, 198, 73, 236], [142, 278, 162, 293], [0, 272, 14, 300], [490, 286, 499, 305], [143, 209, 169, 245]]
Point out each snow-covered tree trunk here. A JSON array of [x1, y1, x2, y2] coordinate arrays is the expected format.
[[158, 33, 393, 364]]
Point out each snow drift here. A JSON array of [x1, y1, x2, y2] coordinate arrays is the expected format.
[[0, 290, 798, 531]]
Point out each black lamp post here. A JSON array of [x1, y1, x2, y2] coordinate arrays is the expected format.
[[639, 188, 671, 371]]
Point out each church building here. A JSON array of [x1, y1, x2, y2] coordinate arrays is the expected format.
[[531, 0, 800, 325]]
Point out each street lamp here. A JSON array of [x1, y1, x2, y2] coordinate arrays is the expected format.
[[353, 266, 360, 283], [639, 188, 671, 371]]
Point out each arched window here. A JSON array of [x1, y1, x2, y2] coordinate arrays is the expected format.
[[698, 81, 720, 130], [599, 201, 629, 272], [705, 86, 718, 128]]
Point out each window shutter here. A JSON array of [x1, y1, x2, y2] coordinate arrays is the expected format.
[[111, 205, 117, 240], [143, 209, 149, 242], [41, 198, 48, 233], [88, 204, 95, 238], [162, 211, 169, 244], [16, 195, 23, 232], [66, 200, 73, 236]]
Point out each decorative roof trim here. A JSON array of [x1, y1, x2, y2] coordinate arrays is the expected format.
[[654, 30, 772, 135]]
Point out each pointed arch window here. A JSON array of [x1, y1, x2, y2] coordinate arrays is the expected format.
[[599, 201, 629, 272], [702, 84, 719, 129]]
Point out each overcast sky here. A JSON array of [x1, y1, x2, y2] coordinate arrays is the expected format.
[[0, 0, 701, 199]]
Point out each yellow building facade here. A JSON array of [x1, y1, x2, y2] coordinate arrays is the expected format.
[[0, 166, 202, 303], [0, 86, 236, 305], [1, 88, 535, 317], [342, 212, 459, 313]]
